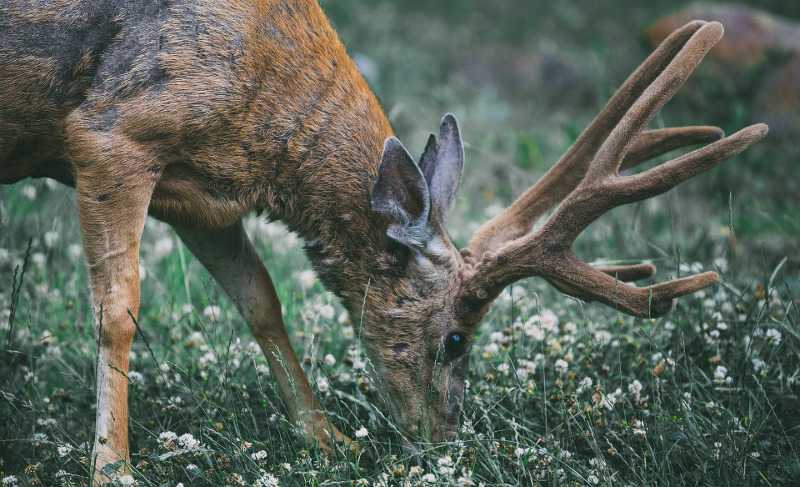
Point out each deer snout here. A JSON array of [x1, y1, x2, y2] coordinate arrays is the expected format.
[[446, 396, 461, 421]]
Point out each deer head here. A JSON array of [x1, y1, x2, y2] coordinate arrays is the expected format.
[[363, 20, 766, 443]]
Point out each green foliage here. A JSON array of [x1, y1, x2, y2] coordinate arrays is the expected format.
[[2, 1, 799, 486]]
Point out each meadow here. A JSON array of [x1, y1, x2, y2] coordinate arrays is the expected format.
[[1, 0, 799, 485]]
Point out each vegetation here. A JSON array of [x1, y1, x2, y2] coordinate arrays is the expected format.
[[1, 0, 798, 485]]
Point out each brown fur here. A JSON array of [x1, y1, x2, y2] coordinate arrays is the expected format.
[[1, 2, 767, 484]]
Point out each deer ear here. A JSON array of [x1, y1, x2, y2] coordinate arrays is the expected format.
[[418, 113, 464, 223], [371, 137, 434, 249]]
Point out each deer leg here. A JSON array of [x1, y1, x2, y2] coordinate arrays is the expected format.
[[69, 132, 157, 483], [176, 221, 353, 453]]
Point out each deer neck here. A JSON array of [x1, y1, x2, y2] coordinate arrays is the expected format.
[[253, 88, 400, 314]]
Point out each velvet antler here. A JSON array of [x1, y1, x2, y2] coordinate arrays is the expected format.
[[458, 21, 767, 318]]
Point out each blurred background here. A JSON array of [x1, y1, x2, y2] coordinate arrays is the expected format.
[[320, 0, 799, 279], [1, 2, 798, 483]]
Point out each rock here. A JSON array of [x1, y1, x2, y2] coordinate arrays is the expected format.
[[647, 5, 800, 138], [644, 4, 800, 71]]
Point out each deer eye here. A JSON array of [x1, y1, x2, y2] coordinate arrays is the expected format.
[[444, 333, 468, 357]]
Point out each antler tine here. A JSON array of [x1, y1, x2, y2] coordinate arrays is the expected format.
[[618, 124, 767, 203], [458, 21, 768, 318], [464, 20, 715, 262], [543, 253, 721, 317], [546, 263, 657, 302], [621, 126, 723, 171], [585, 22, 724, 181]]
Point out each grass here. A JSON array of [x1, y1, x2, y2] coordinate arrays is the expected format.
[[2, 1, 799, 486]]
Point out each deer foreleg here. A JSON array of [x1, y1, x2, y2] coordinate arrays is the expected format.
[[176, 221, 352, 453], [69, 127, 157, 484]]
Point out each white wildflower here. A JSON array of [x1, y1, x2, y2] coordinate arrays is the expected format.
[[421, 473, 437, 483], [554, 359, 569, 373], [713, 365, 732, 385], [255, 470, 279, 487], [355, 426, 369, 438], [628, 379, 643, 398], [587, 475, 600, 485], [115, 474, 136, 486], [298, 270, 316, 289], [632, 419, 646, 437], [489, 331, 505, 343], [593, 330, 612, 345], [159, 431, 177, 443], [251, 449, 268, 460], [57, 444, 72, 457], [577, 376, 593, 393], [765, 328, 782, 346], [44, 231, 59, 248], [752, 358, 768, 376], [68, 243, 83, 260], [523, 321, 544, 340], [178, 433, 200, 449], [318, 304, 335, 320], [31, 252, 46, 268], [706, 329, 720, 345], [37, 417, 56, 428], [20, 184, 37, 200], [496, 362, 510, 376], [599, 388, 622, 411], [317, 377, 329, 393], [202, 305, 221, 320], [128, 371, 144, 386], [539, 309, 558, 331], [437, 455, 453, 467], [324, 353, 336, 367], [153, 236, 174, 258]]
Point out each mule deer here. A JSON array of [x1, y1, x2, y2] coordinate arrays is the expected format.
[[0, 0, 766, 482]]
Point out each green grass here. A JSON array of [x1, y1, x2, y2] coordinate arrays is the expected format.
[[2, 1, 799, 486]]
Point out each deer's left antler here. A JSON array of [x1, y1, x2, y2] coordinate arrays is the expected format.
[[458, 21, 767, 318]]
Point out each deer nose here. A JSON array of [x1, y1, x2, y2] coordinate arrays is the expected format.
[[447, 397, 461, 421]]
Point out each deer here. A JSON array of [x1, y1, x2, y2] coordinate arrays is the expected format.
[[0, 0, 766, 483]]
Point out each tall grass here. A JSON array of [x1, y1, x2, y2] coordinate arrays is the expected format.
[[2, 1, 799, 485]]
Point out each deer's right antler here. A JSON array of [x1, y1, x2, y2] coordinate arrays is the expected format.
[[458, 21, 767, 318]]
